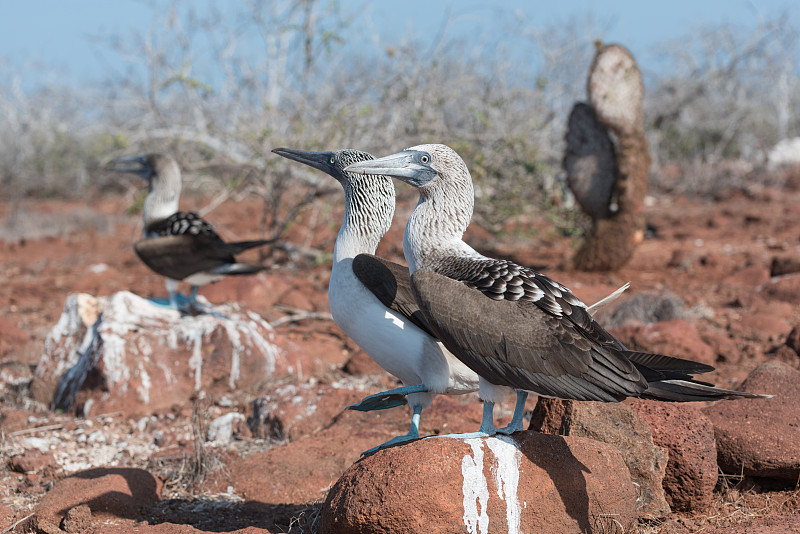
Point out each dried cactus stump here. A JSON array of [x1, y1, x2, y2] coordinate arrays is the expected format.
[[566, 43, 650, 271]]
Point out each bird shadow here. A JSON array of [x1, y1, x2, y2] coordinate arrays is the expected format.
[[145, 498, 321, 533], [515, 432, 596, 534]]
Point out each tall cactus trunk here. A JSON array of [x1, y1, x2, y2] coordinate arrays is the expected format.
[[566, 44, 650, 271]]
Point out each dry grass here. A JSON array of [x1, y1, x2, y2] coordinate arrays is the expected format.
[[637, 473, 800, 533]]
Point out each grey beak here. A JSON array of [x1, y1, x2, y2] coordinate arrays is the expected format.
[[272, 147, 336, 175], [343, 150, 436, 187]]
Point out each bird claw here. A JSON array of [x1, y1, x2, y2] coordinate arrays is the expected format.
[[495, 421, 525, 435], [431, 430, 496, 440]]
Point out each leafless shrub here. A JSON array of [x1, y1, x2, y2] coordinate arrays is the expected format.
[[646, 13, 800, 191]]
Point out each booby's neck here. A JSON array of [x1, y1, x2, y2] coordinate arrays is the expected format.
[[143, 181, 181, 233], [333, 179, 394, 264], [403, 178, 479, 274]]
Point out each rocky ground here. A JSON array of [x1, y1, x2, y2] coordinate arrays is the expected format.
[[1, 178, 799, 533]]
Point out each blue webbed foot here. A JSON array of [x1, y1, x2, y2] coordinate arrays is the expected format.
[[359, 405, 423, 457], [360, 433, 422, 457], [146, 297, 177, 309], [496, 390, 528, 435], [431, 400, 498, 440], [348, 384, 428, 412]]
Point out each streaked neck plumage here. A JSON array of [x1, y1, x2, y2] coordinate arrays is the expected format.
[[143, 172, 181, 234], [333, 176, 395, 264], [403, 163, 481, 274]]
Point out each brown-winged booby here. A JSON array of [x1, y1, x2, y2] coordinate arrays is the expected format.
[[273, 147, 631, 450], [344, 143, 768, 438], [109, 153, 271, 311]]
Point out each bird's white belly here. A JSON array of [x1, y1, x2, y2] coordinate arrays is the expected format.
[[328, 262, 477, 394], [184, 272, 223, 286]]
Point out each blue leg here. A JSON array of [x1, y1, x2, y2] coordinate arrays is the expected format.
[[436, 400, 497, 440], [360, 405, 424, 456], [349, 384, 428, 411], [496, 390, 528, 435]]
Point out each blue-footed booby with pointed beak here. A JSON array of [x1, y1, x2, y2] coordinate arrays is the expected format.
[[344, 143, 769, 438], [109, 153, 271, 311], [273, 147, 634, 449]]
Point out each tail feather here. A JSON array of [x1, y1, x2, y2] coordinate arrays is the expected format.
[[586, 282, 630, 316], [643, 379, 772, 402], [212, 263, 266, 276], [224, 239, 273, 255], [626, 350, 715, 376]]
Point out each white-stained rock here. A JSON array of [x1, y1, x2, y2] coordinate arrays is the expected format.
[[322, 432, 637, 534], [31, 291, 284, 416]]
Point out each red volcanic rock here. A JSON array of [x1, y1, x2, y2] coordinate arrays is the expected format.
[[0, 503, 15, 532], [610, 319, 716, 366], [248, 384, 365, 440], [722, 264, 771, 288], [8, 449, 57, 474], [25, 467, 162, 532], [760, 272, 800, 303], [531, 398, 670, 518], [704, 361, 800, 480], [322, 432, 637, 534], [627, 399, 717, 513], [342, 349, 386, 376], [785, 326, 800, 354], [30, 291, 285, 417]]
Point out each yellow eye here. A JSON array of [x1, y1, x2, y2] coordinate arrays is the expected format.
[[421, 155, 429, 163]]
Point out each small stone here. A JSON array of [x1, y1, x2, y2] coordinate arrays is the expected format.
[[61, 504, 92, 533]]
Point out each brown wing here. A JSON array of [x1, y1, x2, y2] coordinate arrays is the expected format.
[[134, 234, 236, 281], [410, 269, 648, 401], [352, 254, 436, 337]]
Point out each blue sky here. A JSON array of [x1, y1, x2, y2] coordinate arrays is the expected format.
[[0, 0, 796, 87]]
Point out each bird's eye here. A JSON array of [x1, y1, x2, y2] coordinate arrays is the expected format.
[[329, 156, 335, 164], [421, 155, 430, 163]]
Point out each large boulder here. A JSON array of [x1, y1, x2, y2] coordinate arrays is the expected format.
[[531, 398, 670, 518], [704, 361, 800, 480], [31, 292, 284, 416], [627, 399, 717, 513], [322, 432, 637, 534]]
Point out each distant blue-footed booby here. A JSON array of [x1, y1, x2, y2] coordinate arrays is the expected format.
[[344, 143, 768, 438], [109, 153, 270, 311]]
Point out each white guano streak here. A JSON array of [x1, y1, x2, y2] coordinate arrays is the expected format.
[[487, 436, 522, 534], [462, 437, 523, 534], [462, 438, 489, 534]]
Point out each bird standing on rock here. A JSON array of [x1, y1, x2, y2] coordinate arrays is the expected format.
[[344, 143, 769, 439], [108, 153, 271, 311], [273, 146, 632, 453], [272, 147, 481, 454]]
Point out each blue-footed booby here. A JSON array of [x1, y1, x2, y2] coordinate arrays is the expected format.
[[272, 147, 483, 453], [109, 153, 271, 310], [344, 143, 769, 438]]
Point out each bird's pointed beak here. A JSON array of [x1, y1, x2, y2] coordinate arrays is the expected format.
[[271, 147, 335, 175], [343, 150, 435, 187], [106, 155, 151, 180]]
